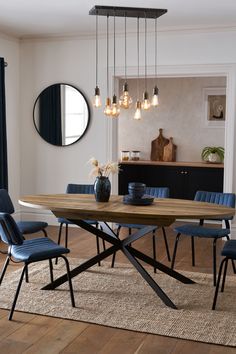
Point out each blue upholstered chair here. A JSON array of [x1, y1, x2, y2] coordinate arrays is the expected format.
[[171, 191, 236, 285], [212, 240, 236, 310], [0, 189, 48, 237], [0, 212, 75, 320], [57, 184, 104, 265], [112, 187, 171, 272]]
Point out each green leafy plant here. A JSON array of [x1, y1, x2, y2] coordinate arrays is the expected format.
[[201, 146, 225, 162]]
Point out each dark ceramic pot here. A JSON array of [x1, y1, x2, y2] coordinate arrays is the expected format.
[[94, 176, 111, 202]]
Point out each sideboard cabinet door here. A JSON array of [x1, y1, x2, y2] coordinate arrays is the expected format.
[[118, 163, 224, 199]]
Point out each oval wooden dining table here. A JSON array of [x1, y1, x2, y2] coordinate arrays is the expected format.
[[19, 194, 235, 309]]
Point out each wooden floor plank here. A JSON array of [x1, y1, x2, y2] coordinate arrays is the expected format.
[[135, 334, 178, 354], [22, 320, 88, 354], [0, 312, 35, 341], [61, 323, 118, 353], [97, 328, 146, 354], [172, 339, 236, 354], [0, 315, 62, 353]]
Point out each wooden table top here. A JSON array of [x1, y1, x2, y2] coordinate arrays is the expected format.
[[19, 194, 235, 227]]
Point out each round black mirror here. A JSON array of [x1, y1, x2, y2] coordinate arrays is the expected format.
[[33, 84, 90, 146]]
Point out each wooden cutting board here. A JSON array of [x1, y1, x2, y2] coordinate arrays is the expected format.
[[150, 129, 169, 161], [163, 137, 177, 162]]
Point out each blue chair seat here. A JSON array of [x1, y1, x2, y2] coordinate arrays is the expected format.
[[0, 212, 75, 320], [221, 240, 236, 259], [11, 237, 70, 262], [17, 221, 48, 234], [171, 191, 235, 287], [174, 224, 230, 238], [58, 217, 97, 225]]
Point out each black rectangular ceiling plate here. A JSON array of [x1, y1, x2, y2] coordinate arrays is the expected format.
[[89, 6, 167, 19]]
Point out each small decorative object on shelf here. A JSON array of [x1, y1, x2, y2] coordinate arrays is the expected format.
[[121, 150, 130, 161], [89, 157, 119, 202], [131, 151, 140, 161], [150, 128, 169, 161], [163, 137, 177, 162], [201, 146, 224, 164]]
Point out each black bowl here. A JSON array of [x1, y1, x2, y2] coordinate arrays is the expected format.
[[128, 182, 146, 199]]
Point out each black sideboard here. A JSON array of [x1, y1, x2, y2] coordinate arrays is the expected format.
[[118, 161, 224, 200]]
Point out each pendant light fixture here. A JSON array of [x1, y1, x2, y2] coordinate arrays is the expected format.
[[152, 17, 159, 107], [104, 15, 112, 116], [119, 14, 132, 109], [89, 6, 167, 117], [134, 17, 142, 120], [142, 13, 151, 110], [93, 12, 102, 108], [110, 11, 120, 118]]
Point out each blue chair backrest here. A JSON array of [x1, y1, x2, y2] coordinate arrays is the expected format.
[[66, 184, 94, 195], [0, 189, 15, 214], [0, 213, 24, 245], [194, 191, 235, 220], [145, 187, 169, 198]]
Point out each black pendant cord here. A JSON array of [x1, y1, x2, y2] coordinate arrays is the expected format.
[[154, 17, 157, 79], [106, 15, 109, 97], [113, 11, 116, 95], [144, 13, 147, 92], [124, 14, 127, 81], [137, 17, 140, 99], [95, 12, 98, 87]]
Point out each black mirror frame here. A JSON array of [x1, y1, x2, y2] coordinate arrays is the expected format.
[[33, 83, 91, 147]]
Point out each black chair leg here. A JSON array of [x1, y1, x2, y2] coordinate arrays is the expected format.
[[55, 223, 63, 265], [60, 255, 75, 307], [213, 238, 218, 286], [231, 260, 236, 274], [212, 257, 227, 310], [42, 229, 48, 237], [65, 224, 68, 248], [9, 264, 27, 320], [57, 223, 63, 245], [25, 265, 29, 283], [129, 228, 132, 247], [0, 256, 10, 285], [191, 236, 195, 267], [49, 259, 54, 283], [152, 231, 157, 273], [221, 258, 228, 293], [162, 227, 171, 262], [171, 233, 181, 269], [96, 235, 101, 266], [111, 226, 121, 268]]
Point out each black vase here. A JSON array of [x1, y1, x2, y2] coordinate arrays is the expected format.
[[94, 176, 111, 202]]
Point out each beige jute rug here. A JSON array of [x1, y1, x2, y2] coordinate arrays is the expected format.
[[1, 257, 236, 346]]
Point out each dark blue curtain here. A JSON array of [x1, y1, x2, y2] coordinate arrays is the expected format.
[[0, 58, 8, 190], [39, 85, 62, 146]]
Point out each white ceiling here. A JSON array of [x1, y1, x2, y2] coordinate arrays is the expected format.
[[0, 0, 236, 39]]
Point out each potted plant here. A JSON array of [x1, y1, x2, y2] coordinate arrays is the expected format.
[[201, 146, 225, 163]]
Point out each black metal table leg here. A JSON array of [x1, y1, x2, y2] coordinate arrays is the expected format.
[[127, 246, 195, 284], [122, 246, 177, 309], [42, 219, 195, 309], [42, 245, 119, 290]]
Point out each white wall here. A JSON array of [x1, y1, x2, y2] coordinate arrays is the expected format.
[[18, 28, 236, 227], [0, 34, 20, 215], [118, 76, 226, 161], [19, 37, 108, 196]]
